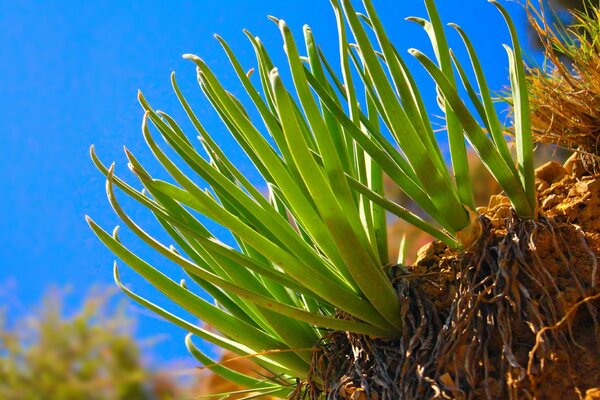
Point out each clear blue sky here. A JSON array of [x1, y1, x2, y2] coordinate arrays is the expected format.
[[0, 0, 534, 368]]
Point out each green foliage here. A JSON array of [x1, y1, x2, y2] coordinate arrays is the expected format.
[[87, 0, 538, 396], [0, 289, 176, 400]]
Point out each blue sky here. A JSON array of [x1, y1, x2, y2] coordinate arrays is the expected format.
[[0, 0, 535, 368]]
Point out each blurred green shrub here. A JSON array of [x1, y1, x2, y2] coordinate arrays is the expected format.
[[0, 288, 178, 400]]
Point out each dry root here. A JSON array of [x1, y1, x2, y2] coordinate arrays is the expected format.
[[296, 210, 599, 399], [300, 280, 441, 400]]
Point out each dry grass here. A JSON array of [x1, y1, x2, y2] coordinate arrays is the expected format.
[[527, 2, 600, 157]]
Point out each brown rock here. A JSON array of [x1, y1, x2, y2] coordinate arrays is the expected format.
[[585, 388, 600, 400], [564, 152, 587, 178], [536, 180, 550, 192], [487, 194, 510, 210], [415, 242, 446, 268], [535, 161, 567, 184], [541, 194, 559, 209], [576, 178, 600, 195]]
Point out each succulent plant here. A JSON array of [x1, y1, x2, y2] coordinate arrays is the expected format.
[[87, 0, 538, 397]]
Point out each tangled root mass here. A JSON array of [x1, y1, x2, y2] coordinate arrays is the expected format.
[[298, 162, 600, 400]]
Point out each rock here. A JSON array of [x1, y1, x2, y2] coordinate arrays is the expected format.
[[487, 194, 510, 210], [585, 388, 600, 400], [564, 152, 587, 178], [415, 242, 446, 268], [486, 195, 512, 228], [575, 178, 600, 195], [536, 180, 550, 192], [535, 161, 567, 184], [541, 194, 559, 210]]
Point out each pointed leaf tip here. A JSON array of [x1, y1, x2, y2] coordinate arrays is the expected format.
[[89, 144, 97, 159], [278, 19, 288, 31], [112, 262, 124, 287], [182, 54, 201, 64], [269, 68, 280, 80]]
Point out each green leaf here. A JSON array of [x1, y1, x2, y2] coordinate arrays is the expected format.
[[410, 48, 533, 218], [278, 19, 379, 264], [125, 136, 394, 332], [448, 23, 515, 173], [111, 264, 295, 376], [405, 0, 474, 210], [185, 334, 291, 390], [339, 0, 469, 232], [491, 1, 536, 214], [88, 218, 311, 376], [270, 68, 403, 332]]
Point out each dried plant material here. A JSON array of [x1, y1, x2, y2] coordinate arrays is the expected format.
[[526, 2, 600, 159], [300, 163, 600, 400]]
